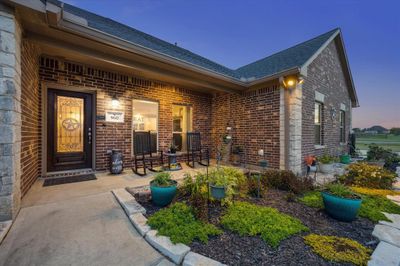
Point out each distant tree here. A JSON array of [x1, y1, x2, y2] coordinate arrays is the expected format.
[[368, 125, 388, 133], [390, 127, 400, 135], [352, 128, 361, 133]]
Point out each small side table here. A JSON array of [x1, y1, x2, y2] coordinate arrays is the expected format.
[[164, 152, 182, 171]]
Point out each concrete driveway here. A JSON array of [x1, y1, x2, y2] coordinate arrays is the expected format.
[[0, 192, 164, 266]]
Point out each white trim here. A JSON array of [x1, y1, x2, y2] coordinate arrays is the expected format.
[[315, 91, 325, 103], [314, 145, 326, 150], [340, 103, 346, 111]]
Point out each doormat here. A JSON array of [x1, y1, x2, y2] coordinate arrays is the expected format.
[[43, 174, 97, 187]]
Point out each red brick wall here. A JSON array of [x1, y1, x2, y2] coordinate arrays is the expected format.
[[39, 56, 212, 171], [211, 84, 281, 168], [21, 40, 41, 196], [302, 40, 352, 161]]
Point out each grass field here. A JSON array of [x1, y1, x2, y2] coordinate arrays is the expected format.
[[356, 134, 400, 152]]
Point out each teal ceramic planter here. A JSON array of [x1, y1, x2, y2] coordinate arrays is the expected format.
[[150, 180, 177, 206], [340, 154, 351, 164], [321, 192, 362, 222], [210, 184, 226, 200]]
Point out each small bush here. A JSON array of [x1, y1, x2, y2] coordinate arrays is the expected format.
[[299, 190, 400, 222], [181, 173, 209, 221], [303, 234, 371, 265], [209, 166, 248, 205], [263, 169, 314, 194], [367, 144, 393, 161], [339, 162, 397, 189], [147, 203, 222, 244], [247, 173, 268, 197], [221, 201, 308, 247]]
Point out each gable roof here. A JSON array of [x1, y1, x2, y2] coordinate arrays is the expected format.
[[21, 0, 358, 106], [49, 0, 339, 81]]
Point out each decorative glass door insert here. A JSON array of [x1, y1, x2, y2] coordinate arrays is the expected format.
[[56, 96, 84, 153]]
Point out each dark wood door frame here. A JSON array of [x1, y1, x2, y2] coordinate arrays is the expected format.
[[47, 89, 94, 172]]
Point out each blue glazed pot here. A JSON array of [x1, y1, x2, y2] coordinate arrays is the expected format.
[[150, 180, 177, 207], [321, 192, 362, 222], [210, 184, 226, 200], [340, 154, 351, 164]]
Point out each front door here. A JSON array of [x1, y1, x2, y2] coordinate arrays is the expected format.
[[47, 89, 93, 172]]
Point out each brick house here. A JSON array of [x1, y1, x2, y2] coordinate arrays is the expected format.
[[0, 0, 358, 221]]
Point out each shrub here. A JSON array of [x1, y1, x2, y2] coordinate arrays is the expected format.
[[303, 234, 371, 265], [181, 173, 209, 221], [299, 190, 400, 222], [367, 144, 393, 161], [339, 162, 397, 189], [247, 173, 268, 197], [221, 201, 308, 247], [147, 202, 222, 244], [209, 166, 248, 205], [263, 169, 314, 194], [151, 172, 175, 187], [384, 153, 400, 172]]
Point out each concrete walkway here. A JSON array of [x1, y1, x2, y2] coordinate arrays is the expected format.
[[0, 192, 164, 266]]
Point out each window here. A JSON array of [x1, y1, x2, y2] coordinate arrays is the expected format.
[[315, 102, 323, 145], [132, 100, 158, 153], [172, 104, 192, 151], [340, 110, 345, 143]]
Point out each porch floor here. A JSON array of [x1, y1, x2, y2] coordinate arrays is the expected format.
[[22, 162, 211, 208]]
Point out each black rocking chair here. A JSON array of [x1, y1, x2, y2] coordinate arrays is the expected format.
[[186, 132, 209, 168], [132, 131, 163, 176]]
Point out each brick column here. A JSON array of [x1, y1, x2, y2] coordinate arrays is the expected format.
[[0, 4, 22, 221]]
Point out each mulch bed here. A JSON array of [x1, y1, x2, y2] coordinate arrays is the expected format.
[[131, 188, 378, 266]]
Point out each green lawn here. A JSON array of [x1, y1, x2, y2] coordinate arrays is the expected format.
[[356, 134, 400, 152]]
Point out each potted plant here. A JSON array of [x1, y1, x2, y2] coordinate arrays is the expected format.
[[340, 153, 351, 164], [231, 145, 243, 166], [150, 172, 177, 206], [209, 169, 227, 200], [318, 154, 337, 174], [321, 183, 362, 222], [169, 143, 178, 154]]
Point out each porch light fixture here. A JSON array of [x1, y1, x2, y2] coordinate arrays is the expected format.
[[281, 75, 304, 89], [111, 94, 120, 108]]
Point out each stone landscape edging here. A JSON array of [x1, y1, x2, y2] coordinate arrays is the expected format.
[[112, 188, 226, 266]]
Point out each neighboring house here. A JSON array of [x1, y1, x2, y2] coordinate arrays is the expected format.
[[0, 0, 358, 220]]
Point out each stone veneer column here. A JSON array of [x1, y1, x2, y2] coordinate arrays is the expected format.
[[279, 84, 303, 174], [0, 4, 22, 221], [288, 84, 303, 175]]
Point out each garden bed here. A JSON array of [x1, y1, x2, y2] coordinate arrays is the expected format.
[[130, 188, 377, 266]]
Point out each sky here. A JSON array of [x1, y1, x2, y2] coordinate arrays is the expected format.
[[63, 0, 400, 129]]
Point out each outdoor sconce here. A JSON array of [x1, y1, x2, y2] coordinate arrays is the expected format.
[[281, 75, 304, 89], [330, 107, 337, 120], [111, 94, 120, 108]]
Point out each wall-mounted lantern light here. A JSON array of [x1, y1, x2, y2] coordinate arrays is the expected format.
[[111, 94, 120, 108], [281, 75, 304, 89]]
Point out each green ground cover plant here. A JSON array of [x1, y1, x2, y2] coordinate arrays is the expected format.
[[220, 201, 308, 247], [147, 202, 222, 244], [303, 234, 371, 265], [299, 190, 400, 222]]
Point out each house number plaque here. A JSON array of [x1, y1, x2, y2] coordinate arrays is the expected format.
[[105, 110, 125, 123]]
